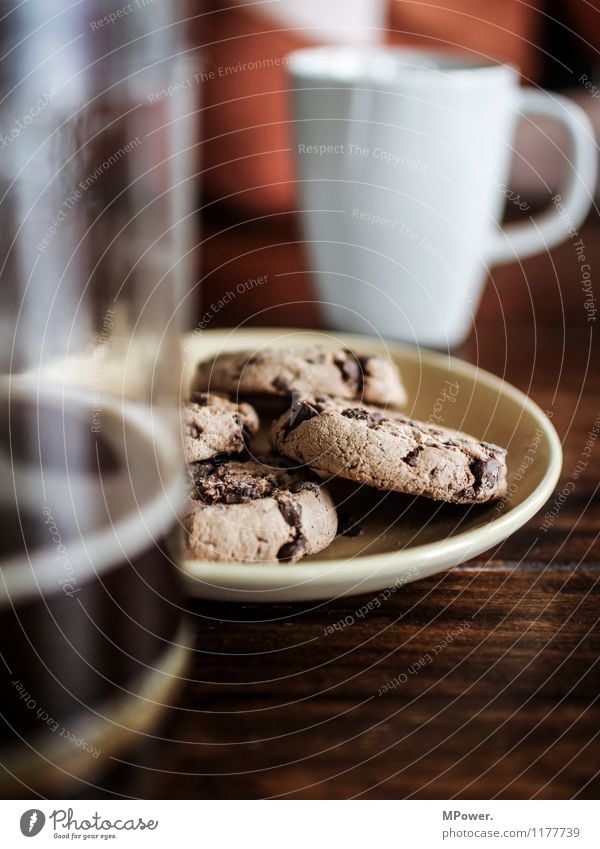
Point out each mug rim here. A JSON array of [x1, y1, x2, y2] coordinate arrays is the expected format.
[[286, 46, 518, 88]]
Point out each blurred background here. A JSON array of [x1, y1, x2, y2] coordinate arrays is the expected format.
[[193, 0, 600, 334]]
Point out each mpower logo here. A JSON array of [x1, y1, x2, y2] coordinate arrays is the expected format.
[[20, 810, 46, 837]]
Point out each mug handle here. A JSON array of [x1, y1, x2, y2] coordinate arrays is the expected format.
[[488, 89, 597, 265]]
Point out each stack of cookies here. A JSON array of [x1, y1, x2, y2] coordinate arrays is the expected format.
[[181, 346, 508, 564]]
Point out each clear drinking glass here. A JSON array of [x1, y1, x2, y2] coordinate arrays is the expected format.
[[0, 1, 196, 795]]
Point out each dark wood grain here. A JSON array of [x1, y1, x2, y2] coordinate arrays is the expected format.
[[96, 567, 599, 800]]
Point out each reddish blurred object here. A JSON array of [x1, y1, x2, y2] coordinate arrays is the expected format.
[[200, 3, 310, 216], [386, 0, 543, 81]]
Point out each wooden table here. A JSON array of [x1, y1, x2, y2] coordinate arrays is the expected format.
[[97, 209, 599, 800]]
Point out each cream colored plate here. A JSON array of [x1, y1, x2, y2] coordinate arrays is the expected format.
[[181, 328, 562, 602]]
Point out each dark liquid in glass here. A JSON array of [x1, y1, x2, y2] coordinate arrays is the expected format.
[[0, 386, 186, 796]]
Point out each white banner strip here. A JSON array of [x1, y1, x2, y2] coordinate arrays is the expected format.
[[0, 800, 597, 847]]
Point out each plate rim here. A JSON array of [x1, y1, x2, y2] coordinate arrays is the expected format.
[[181, 328, 563, 596]]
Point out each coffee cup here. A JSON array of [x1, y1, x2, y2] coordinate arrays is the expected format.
[[287, 47, 596, 347]]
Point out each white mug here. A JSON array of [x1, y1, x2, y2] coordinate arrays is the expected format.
[[287, 47, 597, 347]]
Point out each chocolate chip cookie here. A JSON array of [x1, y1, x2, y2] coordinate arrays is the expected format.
[[182, 392, 259, 463], [192, 345, 406, 407], [271, 398, 507, 504], [183, 456, 338, 563]]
